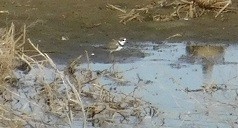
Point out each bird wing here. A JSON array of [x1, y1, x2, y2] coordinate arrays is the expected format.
[[105, 39, 118, 49]]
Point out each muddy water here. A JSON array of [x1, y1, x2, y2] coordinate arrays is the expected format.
[[74, 41, 238, 127]]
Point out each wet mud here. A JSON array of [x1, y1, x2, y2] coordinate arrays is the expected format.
[[0, 0, 238, 63], [1, 0, 238, 127]]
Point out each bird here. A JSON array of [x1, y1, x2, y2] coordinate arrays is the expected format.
[[104, 37, 127, 53]]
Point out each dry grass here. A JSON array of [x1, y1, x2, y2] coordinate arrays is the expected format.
[[175, 0, 232, 18], [0, 23, 75, 127], [107, 0, 234, 24], [0, 24, 160, 127], [0, 24, 17, 84], [66, 52, 160, 127]]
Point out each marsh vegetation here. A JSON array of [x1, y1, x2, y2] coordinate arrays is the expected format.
[[0, 0, 238, 127], [0, 24, 161, 127]]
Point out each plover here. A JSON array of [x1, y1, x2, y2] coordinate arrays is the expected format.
[[104, 37, 127, 53]]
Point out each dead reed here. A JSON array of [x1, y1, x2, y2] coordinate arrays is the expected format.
[[0, 23, 84, 127], [66, 52, 161, 127], [0, 24, 16, 85], [0, 23, 160, 127], [107, 0, 233, 24]]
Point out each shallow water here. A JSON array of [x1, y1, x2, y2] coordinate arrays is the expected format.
[[73, 41, 238, 127]]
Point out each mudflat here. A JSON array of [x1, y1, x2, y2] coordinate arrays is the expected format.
[[0, 0, 237, 62]]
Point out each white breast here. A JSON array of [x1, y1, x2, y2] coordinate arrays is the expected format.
[[110, 46, 123, 53]]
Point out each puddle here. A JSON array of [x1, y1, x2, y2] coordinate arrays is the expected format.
[[72, 41, 238, 127]]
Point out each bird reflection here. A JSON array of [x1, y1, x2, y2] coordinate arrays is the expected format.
[[185, 43, 225, 85]]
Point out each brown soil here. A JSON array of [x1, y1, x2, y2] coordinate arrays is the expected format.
[[0, 0, 237, 63]]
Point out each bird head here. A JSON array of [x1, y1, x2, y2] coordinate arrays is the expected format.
[[118, 37, 127, 46]]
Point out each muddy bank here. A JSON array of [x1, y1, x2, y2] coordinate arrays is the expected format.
[[0, 0, 237, 63], [0, 24, 162, 128], [1, 1, 238, 127]]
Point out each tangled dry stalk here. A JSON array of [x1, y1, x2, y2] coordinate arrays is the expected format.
[[176, 0, 232, 18], [0, 24, 160, 127], [0, 25, 16, 84], [107, 0, 233, 24]]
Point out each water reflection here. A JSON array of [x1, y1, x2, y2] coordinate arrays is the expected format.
[[76, 41, 238, 127], [185, 43, 226, 85]]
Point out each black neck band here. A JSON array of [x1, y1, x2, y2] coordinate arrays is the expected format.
[[118, 42, 124, 46]]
